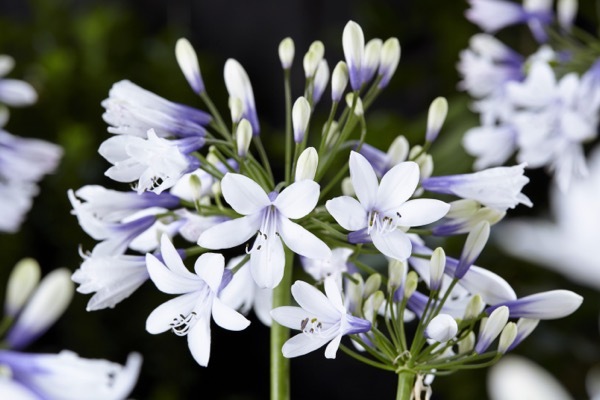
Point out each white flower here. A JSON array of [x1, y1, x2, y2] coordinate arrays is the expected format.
[[425, 314, 458, 343], [270, 277, 371, 358], [326, 151, 449, 261], [145, 235, 250, 366], [0, 55, 37, 107], [224, 59, 259, 134], [175, 38, 205, 94], [197, 173, 331, 289], [301, 247, 353, 288]]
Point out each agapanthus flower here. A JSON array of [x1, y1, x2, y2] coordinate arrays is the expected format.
[[326, 151, 449, 261], [270, 277, 371, 358], [197, 173, 331, 289], [145, 235, 250, 366], [301, 247, 354, 287], [0, 55, 37, 107], [224, 59, 259, 134]]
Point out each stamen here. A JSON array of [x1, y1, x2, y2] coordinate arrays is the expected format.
[[169, 311, 197, 336]]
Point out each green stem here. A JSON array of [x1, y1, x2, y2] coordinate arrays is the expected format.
[[270, 249, 293, 400], [396, 371, 416, 400]]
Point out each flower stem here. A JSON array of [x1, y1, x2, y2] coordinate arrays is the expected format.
[[396, 371, 415, 400], [270, 248, 293, 400]]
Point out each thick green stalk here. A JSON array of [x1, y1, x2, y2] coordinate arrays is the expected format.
[[270, 249, 293, 400], [396, 371, 416, 400]]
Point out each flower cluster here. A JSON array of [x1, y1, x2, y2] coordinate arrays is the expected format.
[[459, 0, 600, 190], [0, 259, 141, 399], [0, 55, 62, 232], [68, 19, 582, 398]]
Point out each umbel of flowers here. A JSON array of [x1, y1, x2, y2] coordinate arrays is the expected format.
[[69, 20, 582, 399]]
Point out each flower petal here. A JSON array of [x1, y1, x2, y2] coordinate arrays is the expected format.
[[250, 234, 285, 289], [291, 280, 339, 321], [270, 306, 311, 329], [349, 151, 379, 209], [158, 234, 189, 275], [370, 229, 412, 261], [376, 161, 420, 212], [221, 173, 270, 215], [281, 332, 329, 358], [145, 292, 197, 334], [324, 334, 342, 359], [325, 196, 367, 231], [194, 253, 225, 292], [211, 297, 250, 331], [396, 199, 450, 227], [197, 213, 261, 249], [146, 254, 201, 295], [324, 277, 344, 312], [187, 317, 211, 366], [277, 216, 331, 260], [273, 180, 320, 219]]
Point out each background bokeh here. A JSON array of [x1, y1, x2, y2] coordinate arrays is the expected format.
[[0, 0, 598, 398]]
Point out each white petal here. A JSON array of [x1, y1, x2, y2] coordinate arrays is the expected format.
[[250, 234, 285, 289], [325, 196, 367, 231], [461, 266, 517, 304], [194, 253, 225, 292], [371, 229, 412, 261], [197, 213, 261, 249], [175, 38, 204, 94], [324, 334, 343, 359], [211, 297, 250, 331], [396, 199, 450, 227], [281, 332, 329, 358], [187, 317, 211, 366], [324, 277, 344, 312], [270, 306, 311, 329], [349, 151, 379, 209], [221, 173, 270, 215], [159, 234, 189, 275], [376, 161, 420, 212], [146, 253, 200, 295], [277, 216, 331, 260], [273, 180, 319, 219], [145, 292, 197, 334], [291, 280, 339, 321]]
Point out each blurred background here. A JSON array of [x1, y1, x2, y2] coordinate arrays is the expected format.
[[0, 0, 598, 398]]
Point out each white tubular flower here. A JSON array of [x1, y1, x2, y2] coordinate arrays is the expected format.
[[433, 199, 505, 236], [175, 38, 204, 94], [312, 59, 330, 104], [361, 38, 382, 85], [0, 350, 142, 400], [475, 305, 509, 354], [455, 220, 490, 279], [429, 247, 445, 291], [342, 20, 365, 90], [295, 147, 318, 182], [224, 59, 259, 134], [270, 277, 371, 359], [99, 129, 203, 194], [326, 151, 449, 261], [72, 249, 149, 311], [331, 61, 349, 102], [198, 173, 331, 289], [425, 314, 458, 343], [292, 96, 311, 143], [236, 118, 253, 157], [421, 163, 532, 211], [487, 290, 583, 320], [378, 37, 401, 88], [146, 235, 250, 367], [6, 268, 74, 350], [425, 97, 448, 143], [4, 258, 41, 317], [278, 37, 295, 69]]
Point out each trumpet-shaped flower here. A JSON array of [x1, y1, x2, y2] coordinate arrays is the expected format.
[[224, 59, 259, 134], [326, 151, 449, 261], [270, 277, 371, 358], [145, 235, 250, 366], [197, 173, 331, 288]]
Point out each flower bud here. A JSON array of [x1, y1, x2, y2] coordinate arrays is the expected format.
[[224, 58, 259, 134], [363, 273, 381, 299], [403, 271, 418, 299], [295, 147, 318, 182], [361, 38, 382, 85], [557, 0, 578, 31], [4, 258, 41, 317], [236, 119, 253, 157], [425, 314, 458, 343], [363, 290, 384, 322], [345, 273, 364, 315], [498, 322, 518, 353], [386, 135, 409, 166], [429, 247, 446, 291], [378, 37, 401, 88], [475, 305, 509, 354], [6, 268, 74, 349], [278, 37, 295, 69], [341, 176, 354, 196], [345, 93, 364, 116], [292, 96, 311, 143], [458, 331, 476, 354], [229, 97, 243, 123], [425, 97, 448, 143], [387, 259, 406, 293], [342, 20, 364, 90], [323, 121, 339, 149], [331, 61, 348, 102], [188, 174, 203, 202], [464, 294, 485, 320], [455, 221, 490, 279], [175, 38, 205, 94], [303, 41, 324, 78], [313, 60, 330, 104]]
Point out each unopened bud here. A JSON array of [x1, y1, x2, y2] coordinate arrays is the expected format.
[[323, 121, 339, 149], [458, 331, 476, 354], [475, 305, 509, 354], [331, 61, 349, 102], [404, 271, 418, 299], [378, 37, 401, 88], [295, 147, 318, 182], [455, 221, 490, 279], [464, 294, 485, 320], [229, 97, 243, 124], [342, 21, 365, 90], [361, 38, 382, 85], [303, 41, 325, 78], [345, 93, 364, 116], [498, 322, 518, 353], [278, 37, 295, 69], [341, 176, 355, 196], [363, 290, 384, 322], [363, 273, 381, 299], [313, 60, 330, 104], [429, 247, 446, 291], [5, 258, 41, 317], [175, 38, 205, 94], [387, 259, 406, 293], [292, 96, 311, 143], [425, 314, 458, 343], [426, 97, 448, 143], [557, 0, 578, 31], [236, 119, 252, 157], [386, 136, 409, 166]]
